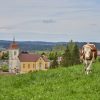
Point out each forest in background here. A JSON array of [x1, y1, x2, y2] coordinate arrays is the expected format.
[[0, 40, 100, 52]]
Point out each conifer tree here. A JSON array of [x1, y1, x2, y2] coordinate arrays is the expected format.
[[62, 40, 80, 67], [73, 44, 80, 64], [62, 46, 71, 67]]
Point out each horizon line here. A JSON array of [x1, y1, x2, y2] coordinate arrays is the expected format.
[[0, 39, 100, 43]]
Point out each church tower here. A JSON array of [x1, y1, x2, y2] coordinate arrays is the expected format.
[[8, 38, 19, 73]]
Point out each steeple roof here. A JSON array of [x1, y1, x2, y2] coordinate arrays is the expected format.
[[9, 38, 19, 49]]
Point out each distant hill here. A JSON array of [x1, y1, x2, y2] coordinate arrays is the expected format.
[[0, 40, 100, 51], [0, 40, 66, 51]]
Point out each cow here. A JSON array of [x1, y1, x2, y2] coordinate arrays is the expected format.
[[80, 43, 97, 75]]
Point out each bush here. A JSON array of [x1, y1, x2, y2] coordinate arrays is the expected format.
[[1, 65, 9, 72], [0, 67, 2, 71], [50, 52, 58, 68]]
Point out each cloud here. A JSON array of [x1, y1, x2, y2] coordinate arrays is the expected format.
[[42, 19, 56, 24], [0, 0, 100, 41], [0, 26, 14, 31]]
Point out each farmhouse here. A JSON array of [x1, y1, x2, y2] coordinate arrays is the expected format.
[[8, 39, 50, 73], [97, 50, 100, 56], [18, 53, 50, 73]]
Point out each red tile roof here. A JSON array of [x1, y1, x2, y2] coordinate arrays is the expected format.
[[18, 53, 49, 62], [9, 41, 19, 49]]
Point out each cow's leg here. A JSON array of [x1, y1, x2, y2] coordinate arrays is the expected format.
[[86, 60, 93, 75], [83, 60, 88, 74], [82, 61, 85, 73], [84, 65, 87, 75], [86, 52, 95, 74]]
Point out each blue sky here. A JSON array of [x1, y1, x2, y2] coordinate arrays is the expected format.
[[0, 0, 100, 42]]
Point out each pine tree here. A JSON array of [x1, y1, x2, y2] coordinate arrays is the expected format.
[[62, 40, 80, 67], [67, 40, 75, 65], [73, 44, 80, 64], [62, 46, 71, 67]]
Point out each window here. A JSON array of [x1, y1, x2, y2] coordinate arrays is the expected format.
[[14, 51, 16, 55], [28, 64, 30, 69], [23, 64, 25, 68]]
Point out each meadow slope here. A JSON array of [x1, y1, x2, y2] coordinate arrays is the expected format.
[[0, 62, 100, 100]]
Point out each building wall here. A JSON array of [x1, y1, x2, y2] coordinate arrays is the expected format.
[[36, 57, 46, 70], [20, 62, 36, 73], [45, 62, 50, 69], [9, 49, 19, 73], [19, 57, 50, 73], [97, 51, 100, 56]]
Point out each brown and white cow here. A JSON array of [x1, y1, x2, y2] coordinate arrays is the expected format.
[[80, 43, 97, 75]]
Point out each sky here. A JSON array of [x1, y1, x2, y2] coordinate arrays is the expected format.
[[0, 0, 100, 42]]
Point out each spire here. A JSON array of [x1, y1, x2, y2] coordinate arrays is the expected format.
[[13, 36, 15, 43], [9, 36, 19, 49]]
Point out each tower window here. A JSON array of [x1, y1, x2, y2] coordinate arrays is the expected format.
[[14, 51, 16, 55]]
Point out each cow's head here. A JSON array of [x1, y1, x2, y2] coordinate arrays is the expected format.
[[80, 43, 97, 62], [83, 46, 92, 60]]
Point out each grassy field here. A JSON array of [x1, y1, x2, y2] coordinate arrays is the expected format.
[[0, 62, 100, 100]]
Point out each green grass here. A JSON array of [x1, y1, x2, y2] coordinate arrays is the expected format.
[[0, 62, 100, 100]]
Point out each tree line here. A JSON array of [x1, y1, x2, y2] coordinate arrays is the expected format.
[[50, 40, 80, 68]]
